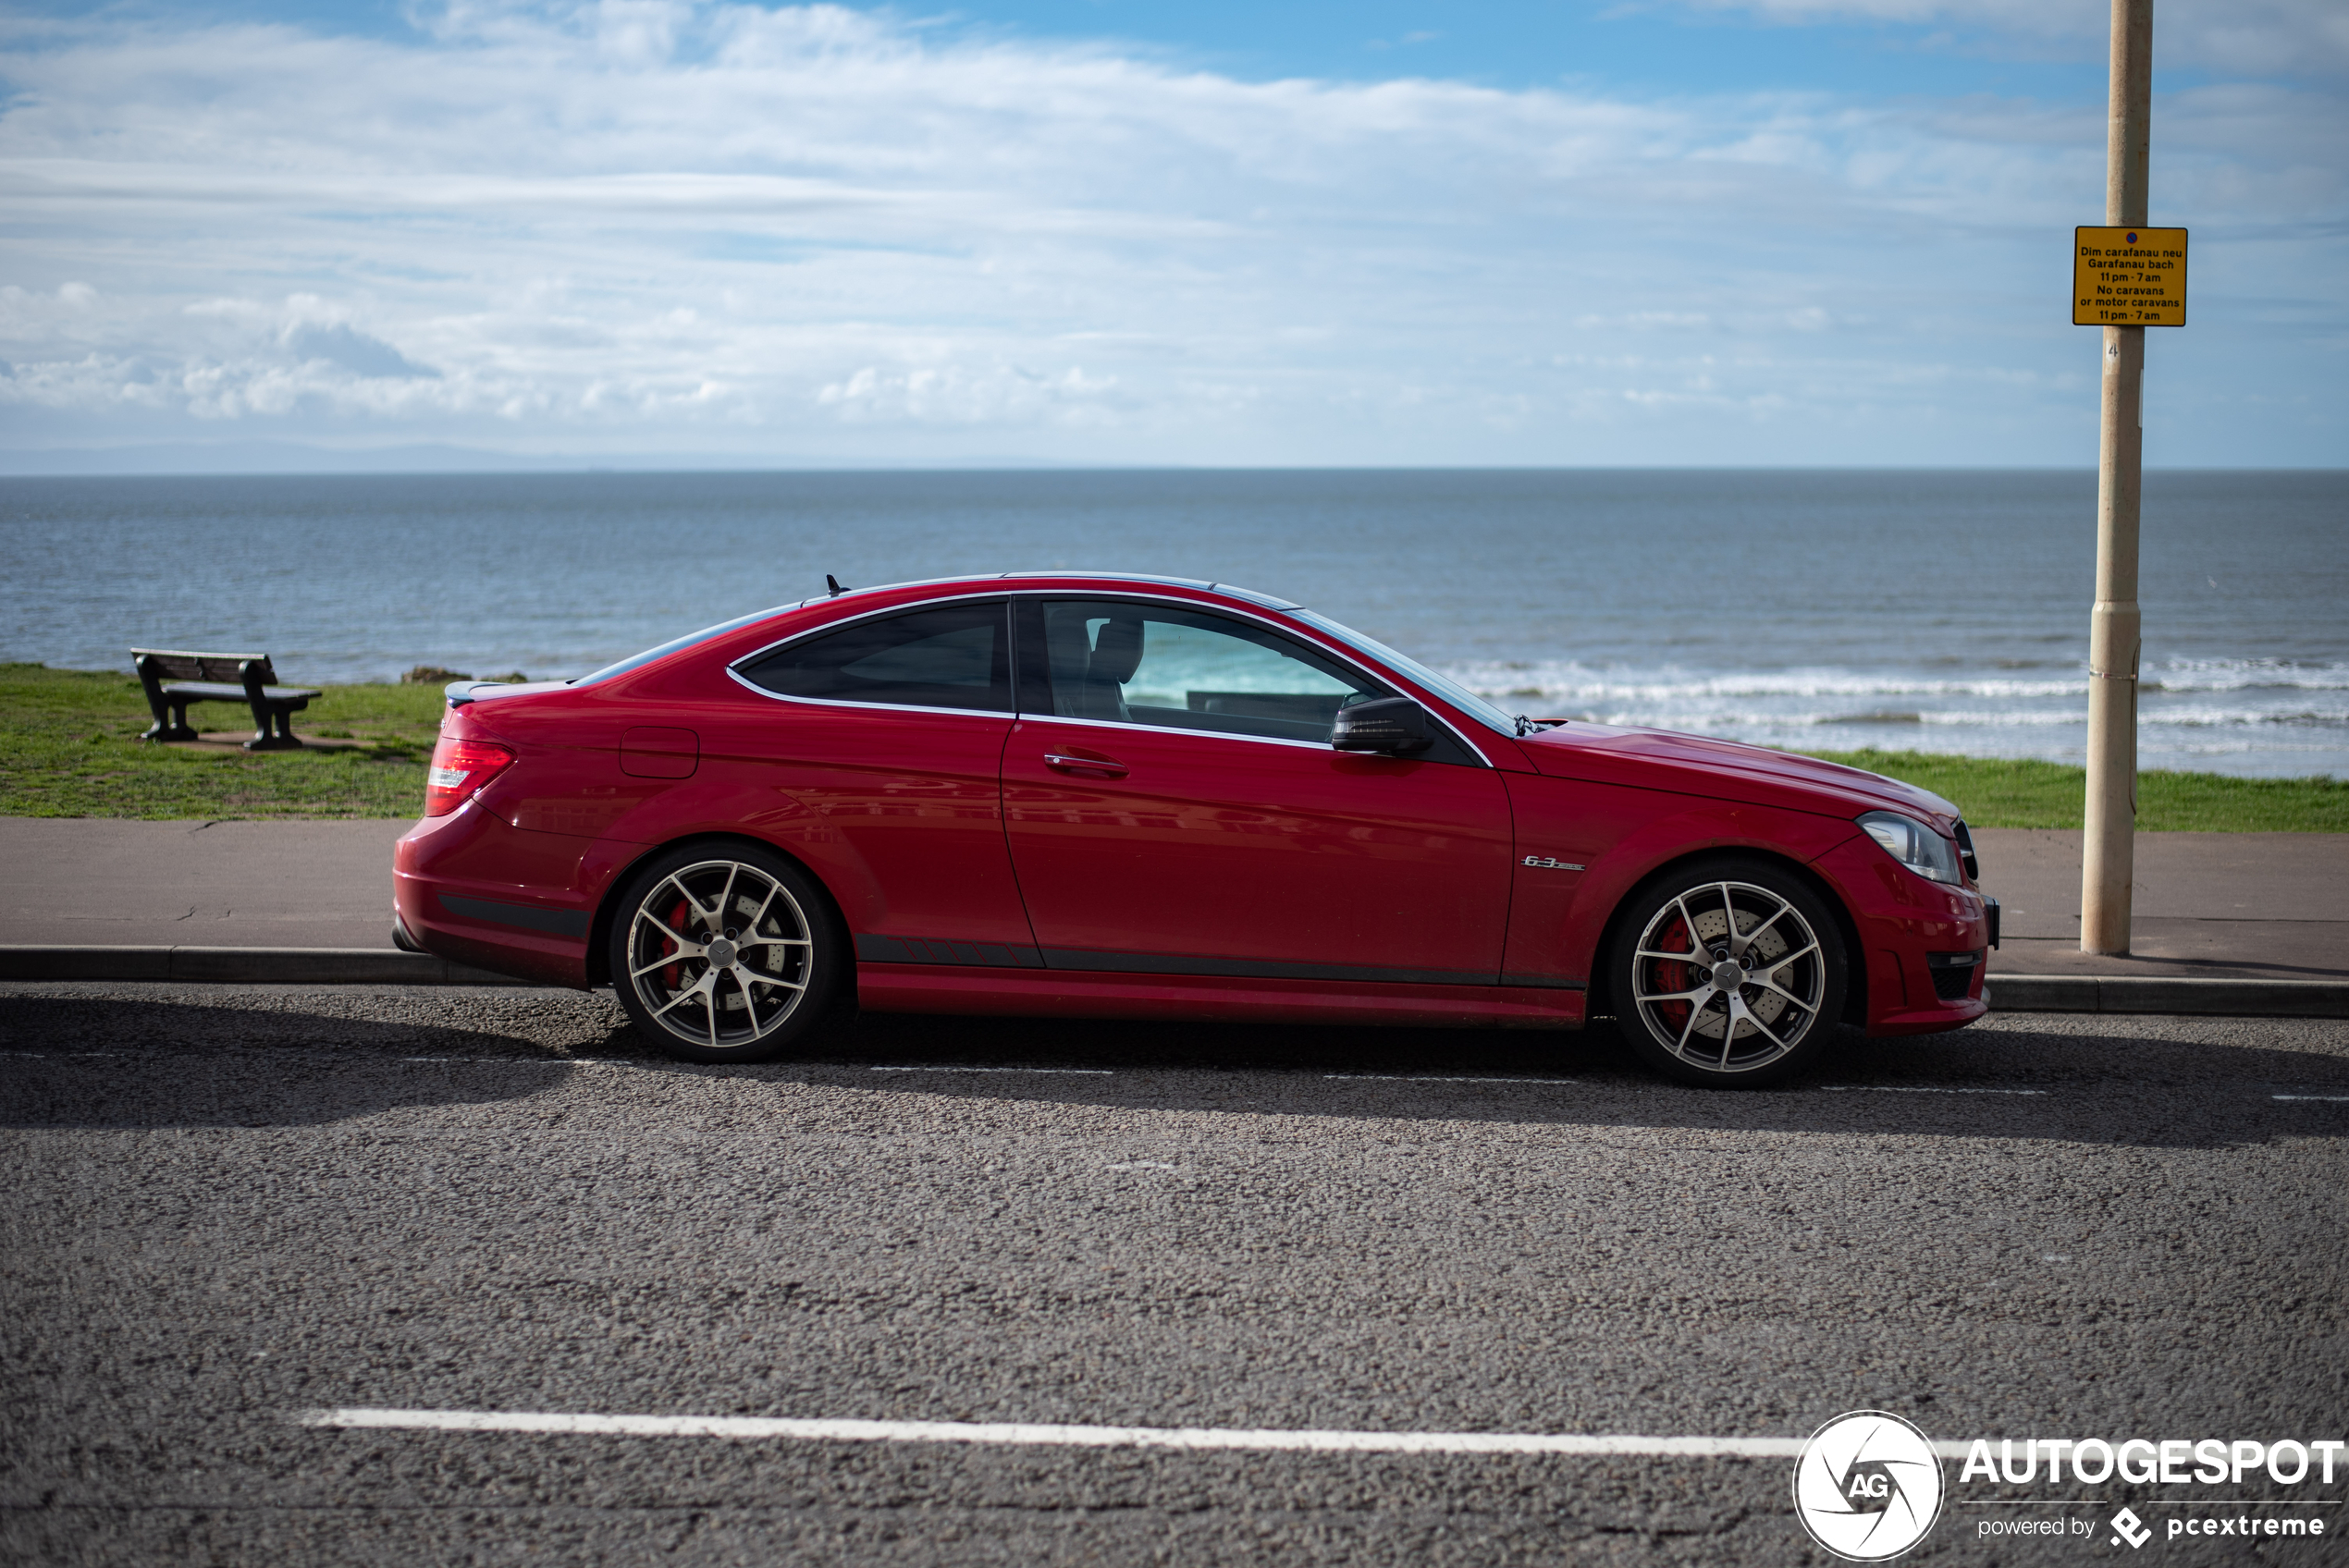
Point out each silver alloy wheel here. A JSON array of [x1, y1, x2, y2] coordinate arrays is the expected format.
[[1629, 878, 1827, 1074], [621, 858, 815, 1050]]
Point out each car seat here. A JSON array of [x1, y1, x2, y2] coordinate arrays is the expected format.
[[1056, 615, 1144, 721]]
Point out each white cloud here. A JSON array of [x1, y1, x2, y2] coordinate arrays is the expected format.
[[282, 323, 440, 380], [1661, 0, 2349, 79], [818, 363, 1125, 423], [0, 0, 2339, 465]]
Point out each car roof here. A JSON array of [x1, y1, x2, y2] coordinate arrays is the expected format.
[[815, 571, 1302, 612]]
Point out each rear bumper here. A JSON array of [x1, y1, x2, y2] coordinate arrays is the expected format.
[[1810, 836, 1993, 1038], [394, 803, 600, 988]]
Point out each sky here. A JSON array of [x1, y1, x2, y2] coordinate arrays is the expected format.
[[0, 0, 2342, 471]]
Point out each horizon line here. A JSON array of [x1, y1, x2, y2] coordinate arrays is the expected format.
[[5, 460, 2343, 481]]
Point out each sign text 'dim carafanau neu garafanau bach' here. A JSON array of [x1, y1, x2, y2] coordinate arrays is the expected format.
[[2073, 226, 2188, 326]]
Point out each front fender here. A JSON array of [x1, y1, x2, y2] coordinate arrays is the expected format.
[[1500, 773, 1856, 988]]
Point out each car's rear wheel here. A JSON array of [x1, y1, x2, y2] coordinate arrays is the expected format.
[[1606, 858, 1846, 1088], [608, 844, 842, 1063]]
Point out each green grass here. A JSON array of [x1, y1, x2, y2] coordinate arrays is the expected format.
[[0, 663, 443, 819], [1797, 747, 2347, 832], [5, 664, 2343, 827]]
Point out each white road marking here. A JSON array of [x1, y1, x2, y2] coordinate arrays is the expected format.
[[2274, 1094, 2349, 1102], [1323, 1074, 1576, 1084], [868, 1065, 1113, 1075], [401, 1057, 582, 1065], [1106, 1161, 1180, 1171], [1821, 1085, 2048, 1096], [296, 1407, 1974, 1458]]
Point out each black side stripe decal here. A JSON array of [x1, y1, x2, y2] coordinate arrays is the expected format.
[[854, 933, 1579, 989], [1500, 972, 1588, 991], [1039, 948, 1494, 986], [439, 894, 591, 938], [855, 934, 1047, 969]]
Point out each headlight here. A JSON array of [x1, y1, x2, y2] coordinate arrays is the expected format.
[[1858, 811, 1962, 885]]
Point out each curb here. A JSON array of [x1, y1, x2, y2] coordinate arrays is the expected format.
[[1987, 974, 2349, 1020], [0, 946, 539, 987], [2, 949, 2343, 1016]]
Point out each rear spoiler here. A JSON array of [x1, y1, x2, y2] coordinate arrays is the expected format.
[[445, 680, 570, 707]]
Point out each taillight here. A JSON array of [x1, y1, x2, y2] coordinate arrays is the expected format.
[[424, 736, 516, 816]]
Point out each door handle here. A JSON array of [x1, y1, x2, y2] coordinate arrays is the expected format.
[[1043, 752, 1127, 778]]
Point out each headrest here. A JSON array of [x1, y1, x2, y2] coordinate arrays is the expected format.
[[1088, 618, 1146, 684]]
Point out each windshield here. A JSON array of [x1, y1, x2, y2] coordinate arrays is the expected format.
[[1284, 608, 1520, 737], [572, 605, 798, 688]]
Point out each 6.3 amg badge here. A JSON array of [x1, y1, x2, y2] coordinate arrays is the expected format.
[[1793, 1411, 1946, 1561]]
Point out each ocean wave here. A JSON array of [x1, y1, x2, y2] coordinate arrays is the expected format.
[[1525, 706, 2349, 731], [2139, 706, 2349, 729], [1443, 661, 2089, 702], [1442, 658, 2349, 707], [2145, 657, 2349, 692]]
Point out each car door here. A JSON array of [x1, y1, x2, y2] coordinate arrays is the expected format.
[[720, 596, 1038, 964], [1001, 596, 1514, 984]]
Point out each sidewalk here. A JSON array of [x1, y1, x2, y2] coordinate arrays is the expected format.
[[1973, 828, 2348, 982], [1, 818, 406, 950], [2, 817, 2343, 987]]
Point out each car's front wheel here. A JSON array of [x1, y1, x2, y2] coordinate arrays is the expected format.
[[1606, 858, 1846, 1088], [608, 844, 843, 1063]]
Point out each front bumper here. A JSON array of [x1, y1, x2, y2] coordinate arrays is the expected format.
[[1811, 835, 1994, 1037]]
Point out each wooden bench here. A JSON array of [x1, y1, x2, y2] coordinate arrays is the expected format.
[[131, 649, 323, 752]]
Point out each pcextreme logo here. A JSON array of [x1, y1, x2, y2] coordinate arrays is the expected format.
[[1793, 1411, 1947, 1562]]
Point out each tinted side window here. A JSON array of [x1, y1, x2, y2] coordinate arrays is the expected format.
[[1029, 599, 1384, 743], [737, 600, 1011, 713]]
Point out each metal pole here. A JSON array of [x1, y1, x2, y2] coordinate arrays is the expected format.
[[2082, 0, 2152, 956]]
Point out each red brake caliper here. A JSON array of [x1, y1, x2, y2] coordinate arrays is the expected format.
[[1652, 913, 1691, 1032], [661, 895, 692, 992]]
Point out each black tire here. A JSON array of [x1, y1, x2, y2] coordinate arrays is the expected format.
[[1606, 857, 1847, 1088], [607, 842, 844, 1063]]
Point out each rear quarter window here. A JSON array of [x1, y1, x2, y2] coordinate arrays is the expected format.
[[735, 599, 1013, 713]]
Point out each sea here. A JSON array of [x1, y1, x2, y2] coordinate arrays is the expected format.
[[4, 469, 2343, 778]]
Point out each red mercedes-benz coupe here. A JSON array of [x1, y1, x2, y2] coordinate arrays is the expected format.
[[395, 572, 1996, 1086]]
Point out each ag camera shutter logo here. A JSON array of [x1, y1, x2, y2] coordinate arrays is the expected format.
[[1793, 1411, 1946, 1561]]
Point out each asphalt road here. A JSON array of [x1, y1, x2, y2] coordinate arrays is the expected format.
[[4, 985, 2345, 1566]]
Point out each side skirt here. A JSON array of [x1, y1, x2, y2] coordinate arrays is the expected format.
[[854, 962, 1585, 1030]]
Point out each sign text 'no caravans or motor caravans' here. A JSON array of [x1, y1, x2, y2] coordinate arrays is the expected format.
[[2073, 227, 2188, 326]]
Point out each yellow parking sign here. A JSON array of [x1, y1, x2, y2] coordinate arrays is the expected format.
[[2073, 227, 2188, 326]]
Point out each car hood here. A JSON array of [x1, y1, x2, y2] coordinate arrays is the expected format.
[[1515, 722, 1962, 829]]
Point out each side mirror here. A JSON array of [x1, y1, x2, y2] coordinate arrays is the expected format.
[[1332, 697, 1434, 756]]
